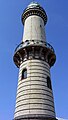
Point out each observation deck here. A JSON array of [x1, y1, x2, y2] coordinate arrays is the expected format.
[[13, 40, 56, 68]]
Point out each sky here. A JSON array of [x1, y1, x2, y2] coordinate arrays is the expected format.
[[0, 0, 68, 120]]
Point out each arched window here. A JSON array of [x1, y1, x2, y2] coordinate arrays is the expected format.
[[47, 76, 52, 90], [22, 68, 27, 79]]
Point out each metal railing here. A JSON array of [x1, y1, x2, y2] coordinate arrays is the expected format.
[[14, 40, 55, 53]]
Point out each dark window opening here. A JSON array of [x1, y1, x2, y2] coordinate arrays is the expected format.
[[22, 68, 27, 79], [40, 25, 42, 27], [47, 76, 52, 90]]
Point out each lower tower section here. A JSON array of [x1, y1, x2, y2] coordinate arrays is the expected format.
[[13, 39, 56, 120], [14, 60, 56, 120]]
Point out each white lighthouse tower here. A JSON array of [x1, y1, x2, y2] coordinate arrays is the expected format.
[[13, 2, 57, 120]]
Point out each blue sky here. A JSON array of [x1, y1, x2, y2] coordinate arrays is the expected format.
[[0, 0, 68, 120]]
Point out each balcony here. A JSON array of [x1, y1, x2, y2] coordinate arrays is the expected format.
[[14, 40, 55, 54], [13, 40, 56, 68]]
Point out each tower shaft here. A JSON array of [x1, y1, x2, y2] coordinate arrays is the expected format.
[[23, 15, 46, 42]]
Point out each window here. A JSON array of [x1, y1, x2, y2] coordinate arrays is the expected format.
[[22, 68, 27, 79], [47, 76, 52, 90]]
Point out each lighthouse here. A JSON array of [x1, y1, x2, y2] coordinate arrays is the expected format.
[[13, 2, 57, 120]]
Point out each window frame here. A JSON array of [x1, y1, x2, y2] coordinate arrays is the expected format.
[[47, 76, 52, 90], [21, 68, 27, 80]]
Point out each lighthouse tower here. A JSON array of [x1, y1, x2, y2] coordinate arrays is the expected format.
[[13, 2, 57, 120]]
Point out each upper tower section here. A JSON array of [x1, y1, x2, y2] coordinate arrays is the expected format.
[[22, 2, 47, 25], [21, 2, 47, 42], [13, 2, 56, 68]]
